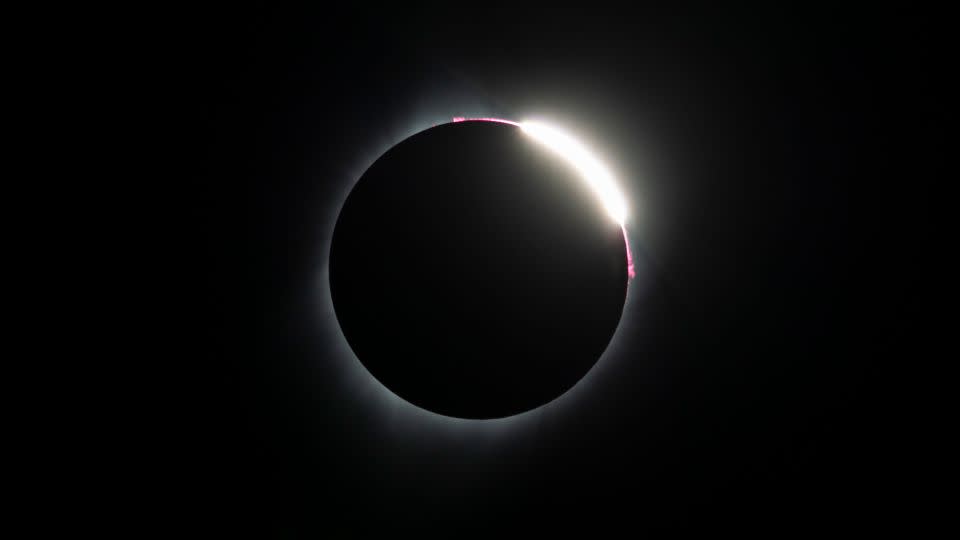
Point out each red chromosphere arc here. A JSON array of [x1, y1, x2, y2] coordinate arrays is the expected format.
[[451, 116, 635, 281], [452, 116, 519, 126]]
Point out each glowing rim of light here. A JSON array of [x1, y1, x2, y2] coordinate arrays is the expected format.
[[453, 116, 634, 279], [317, 115, 641, 432]]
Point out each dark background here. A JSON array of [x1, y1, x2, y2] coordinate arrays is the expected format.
[[175, 5, 938, 534]]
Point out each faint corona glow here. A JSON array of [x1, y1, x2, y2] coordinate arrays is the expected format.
[[314, 112, 643, 431]]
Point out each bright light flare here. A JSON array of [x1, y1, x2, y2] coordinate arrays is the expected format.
[[451, 116, 633, 279], [519, 121, 627, 226]]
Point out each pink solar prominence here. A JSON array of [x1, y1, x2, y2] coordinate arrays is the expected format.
[[621, 224, 636, 280]]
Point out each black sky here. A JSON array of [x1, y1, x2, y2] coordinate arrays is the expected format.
[[179, 5, 939, 534]]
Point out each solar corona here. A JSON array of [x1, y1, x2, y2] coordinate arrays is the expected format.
[[329, 117, 634, 419]]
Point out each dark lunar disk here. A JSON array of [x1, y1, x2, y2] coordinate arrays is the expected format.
[[330, 121, 628, 418]]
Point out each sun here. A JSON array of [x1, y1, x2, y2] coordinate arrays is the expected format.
[[452, 116, 634, 279]]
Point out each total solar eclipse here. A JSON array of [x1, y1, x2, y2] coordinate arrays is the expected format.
[[330, 118, 632, 419]]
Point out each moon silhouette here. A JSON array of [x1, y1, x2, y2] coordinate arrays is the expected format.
[[330, 120, 629, 419]]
